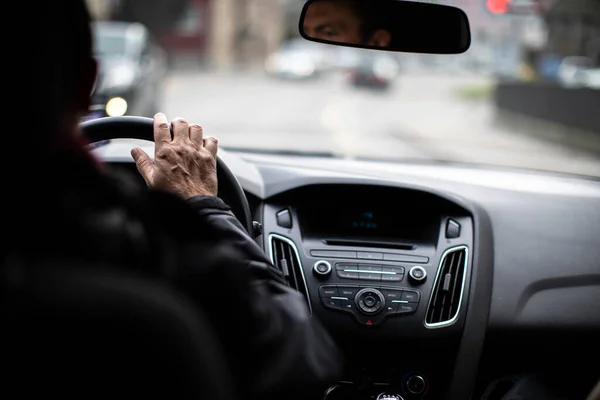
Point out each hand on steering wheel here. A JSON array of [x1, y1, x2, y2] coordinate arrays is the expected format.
[[131, 113, 218, 200], [80, 115, 254, 235]]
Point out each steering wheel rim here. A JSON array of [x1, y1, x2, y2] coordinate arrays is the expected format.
[[80, 116, 253, 234]]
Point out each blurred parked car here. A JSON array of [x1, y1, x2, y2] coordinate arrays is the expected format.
[[329, 47, 363, 71], [557, 56, 600, 89], [346, 54, 399, 90], [578, 68, 600, 89], [83, 21, 168, 121], [265, 38, 336, 79]]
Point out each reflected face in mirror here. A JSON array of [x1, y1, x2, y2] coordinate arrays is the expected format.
[[302, 0, 391, 48]]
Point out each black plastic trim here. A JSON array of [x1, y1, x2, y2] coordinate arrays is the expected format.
[[445, 201, 494, 400]]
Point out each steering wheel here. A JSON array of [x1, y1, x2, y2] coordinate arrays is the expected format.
[[80, 116, 253, 234]]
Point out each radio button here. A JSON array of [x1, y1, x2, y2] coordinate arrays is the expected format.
[[359, 273, 381, 281], [380, 288, 403, 301], [357, 252, 383, 260], [319, 286, 338, 297], [383, 253, 429, 263], [337, 270, 359, 279], [338, 286, 360, 299], [383, 303, 397, 316], [358, 264, 381, 271], [395, 302, 418, 314], [381, 273, 401, 282], [322, 298, 342, 310], [401, 290, 420, 302], [358, 265, 381, 281], [340, 299, 356, 312], [311, 250, 357, 258]]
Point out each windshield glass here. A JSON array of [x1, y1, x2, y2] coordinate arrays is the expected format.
[[85, 0, 600, 178]]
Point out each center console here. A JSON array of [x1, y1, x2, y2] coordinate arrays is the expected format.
[[262, 184, 476, 399]]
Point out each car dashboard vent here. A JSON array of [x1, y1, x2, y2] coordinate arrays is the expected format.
[[425, 246, 468, 328], [269, 234, 312, 314]]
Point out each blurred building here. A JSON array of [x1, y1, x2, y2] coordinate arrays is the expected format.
[[209, 0, 286, 68], [86, 0, 286, 69], [543, 0, 600, 64]]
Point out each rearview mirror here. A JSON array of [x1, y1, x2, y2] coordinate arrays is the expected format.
[[299, 0, 471, 54]]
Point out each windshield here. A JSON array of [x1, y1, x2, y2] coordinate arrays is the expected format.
[[86, 0, 600, 178]]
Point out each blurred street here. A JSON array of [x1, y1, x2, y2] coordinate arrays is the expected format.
[[161, 69, 600, 177]]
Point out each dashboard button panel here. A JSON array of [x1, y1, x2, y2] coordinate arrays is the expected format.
[[335, 263, 405, 282], [319, 284, 420, 327], [311, 250, 358, 258], [382, 253, 429, 263], [357, 251, 384, 260]]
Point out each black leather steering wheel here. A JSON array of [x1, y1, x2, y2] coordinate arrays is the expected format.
[[80, 116, 253, 234]]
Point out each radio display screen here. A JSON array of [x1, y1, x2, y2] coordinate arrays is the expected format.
[[299, 205, 437, 243]]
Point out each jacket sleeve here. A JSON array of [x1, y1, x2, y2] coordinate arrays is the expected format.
[[186, 195, 274, 265], [175, 195, 344, 400]]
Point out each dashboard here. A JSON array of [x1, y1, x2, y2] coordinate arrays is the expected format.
[[97, 142, 600, 400]]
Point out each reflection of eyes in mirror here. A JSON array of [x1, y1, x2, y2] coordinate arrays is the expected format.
[[302, 0, 391, 48], [314, 24, 341, 40], [300, 0, 471, 55]]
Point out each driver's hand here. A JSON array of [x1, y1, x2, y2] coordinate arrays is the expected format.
[[130, 113, 218, 199]]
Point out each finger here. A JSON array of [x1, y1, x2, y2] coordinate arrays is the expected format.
[[131, 148, 153, 185], [171, 117, 190, 142], [189, 124, 204, 147], [153, 113, 171, 144], [203, 136, 218, 159]]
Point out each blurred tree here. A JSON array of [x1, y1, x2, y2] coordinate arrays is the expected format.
[[113, 0, 188, 36]]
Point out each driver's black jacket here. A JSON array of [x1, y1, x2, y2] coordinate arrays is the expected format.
[[10, 148, 343, 399]]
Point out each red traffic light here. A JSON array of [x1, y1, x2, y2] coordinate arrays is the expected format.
[[487, 0, 510, 14]]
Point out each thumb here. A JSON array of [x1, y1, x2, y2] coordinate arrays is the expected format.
[[131, 148, 154, 185]]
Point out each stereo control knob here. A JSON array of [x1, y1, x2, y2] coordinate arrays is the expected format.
[[355, 288, 385, 314], [408, 266, 427, 284], [313, 260, 332, 277], [406, 375, 426, 395]]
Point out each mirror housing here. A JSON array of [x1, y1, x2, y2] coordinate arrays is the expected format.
[[299, 0, 471, 54]]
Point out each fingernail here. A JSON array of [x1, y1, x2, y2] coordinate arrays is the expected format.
[[155, 112, 167, 122]]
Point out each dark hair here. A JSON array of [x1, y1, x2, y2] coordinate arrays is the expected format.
[[318, 0, 391, 44], [36, 0, 93, 148], [347, 0, 389, 43]]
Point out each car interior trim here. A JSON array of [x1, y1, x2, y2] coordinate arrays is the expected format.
[[268, 233, 313, 316], [424, 245, 469, 329]]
